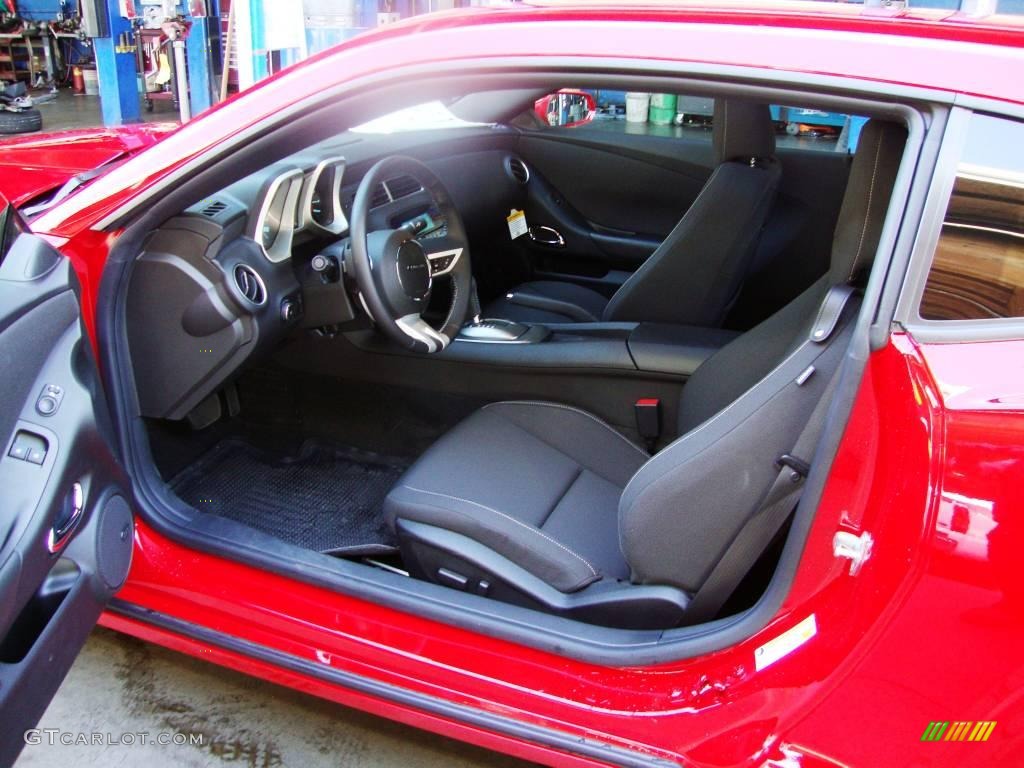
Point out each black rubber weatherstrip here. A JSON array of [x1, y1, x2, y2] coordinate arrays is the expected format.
[[107, 599, 680, 768]]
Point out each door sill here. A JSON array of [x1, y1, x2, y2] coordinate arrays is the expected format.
[[106, 599, 680, 768]]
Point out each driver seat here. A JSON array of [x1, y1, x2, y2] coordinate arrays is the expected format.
[[384, 120, 906, 627]]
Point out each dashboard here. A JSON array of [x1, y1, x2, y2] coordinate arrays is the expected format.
[[125, 128, 527, 423]]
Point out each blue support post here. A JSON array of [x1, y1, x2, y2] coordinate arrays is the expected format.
[[185, 14, 214, 115], [355, 0, 377, 29], [94, 0, 140, 126], [248, 0, 269, 83]]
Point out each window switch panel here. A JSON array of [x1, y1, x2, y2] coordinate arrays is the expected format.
[[8, 431, 47, 465]]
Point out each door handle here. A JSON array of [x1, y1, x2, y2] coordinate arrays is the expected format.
[[528, 225, 565, 248], [47, 482, 84, 554]]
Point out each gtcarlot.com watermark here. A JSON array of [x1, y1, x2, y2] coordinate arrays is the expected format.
[[25, 729, 204, 747]]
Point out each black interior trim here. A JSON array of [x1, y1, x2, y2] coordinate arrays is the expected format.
[[106, 599, 681, 768], [95, 62, 930, 665]]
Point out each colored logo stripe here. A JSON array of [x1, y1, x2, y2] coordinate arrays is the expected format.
[[921, 721, 996, 742], [973, 722, 997, 742]]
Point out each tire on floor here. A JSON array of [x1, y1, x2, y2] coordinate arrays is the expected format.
[[0, 108, 43, 135]]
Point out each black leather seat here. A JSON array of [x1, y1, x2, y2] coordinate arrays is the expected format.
[[386, 120, 907, 626], [485, 99, 781, 327]]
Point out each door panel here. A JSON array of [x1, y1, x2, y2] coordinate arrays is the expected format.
[[521, 130, 715, 235], [0, 204, 132, 767], [516, 129, 715, 288]]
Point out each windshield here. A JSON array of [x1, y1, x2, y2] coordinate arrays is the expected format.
[[350, 101, 490, 135]]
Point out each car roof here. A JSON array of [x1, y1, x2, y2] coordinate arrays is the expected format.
[[33, 1, 1024, 237], [362, 1, 1024, 50], [524, 0, 1022, 28]]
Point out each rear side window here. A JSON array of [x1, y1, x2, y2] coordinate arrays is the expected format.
[[919, 114, 1024, 321]]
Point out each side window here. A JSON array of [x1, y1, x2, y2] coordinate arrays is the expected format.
[[535, 90, 717, 140], [770, 106, 868, 153], [535, 90, 864, 153], [919, 113, 1024, 321]]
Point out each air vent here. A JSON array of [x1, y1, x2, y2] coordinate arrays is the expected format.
[[384, 174, 422, 200], [506, 157, 529, 185], [233, 264, 266, 306], [369, 184, 391, 208], [200, 200, 228, 217]]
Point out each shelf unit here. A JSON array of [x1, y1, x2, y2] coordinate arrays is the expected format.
[[0, 33, 18, 83], [0, 31, 49, 85]]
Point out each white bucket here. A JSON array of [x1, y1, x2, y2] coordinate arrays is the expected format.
[[625, 92, 650, 123], [83, 68, 99, 96]]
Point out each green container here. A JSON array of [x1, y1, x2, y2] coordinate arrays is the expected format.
[[650, 93, 678, 110], [648, 94, 678, 125], [648, 106, 676, 125]]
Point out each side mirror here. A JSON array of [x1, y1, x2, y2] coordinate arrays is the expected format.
[[534, 90, 596, 128]]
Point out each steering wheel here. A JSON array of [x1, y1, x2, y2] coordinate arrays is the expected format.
[[349, 156, 471, 353]]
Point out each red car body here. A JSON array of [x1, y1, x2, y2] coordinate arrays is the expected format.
[[4, 3, 1024, 766], [0, 124, 174, 208]]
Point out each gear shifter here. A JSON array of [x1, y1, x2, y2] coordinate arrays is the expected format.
[[459, 318, 530, 341], [468, 277, 483, 324], [457, 279, 546, 342]]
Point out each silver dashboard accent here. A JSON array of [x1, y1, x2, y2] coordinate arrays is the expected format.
[[506, 156, 530, 184], [48, 482, 84, 554], [301, 156, 349, 235], [396, 314, 450, 353], [252, 168, 304, 263], [232, 263, 268, 307], [425, 246, 463, 277], [528, 225, 565, 248]]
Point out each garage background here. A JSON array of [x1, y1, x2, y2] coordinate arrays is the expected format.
[[2, 0, 1024, 135]]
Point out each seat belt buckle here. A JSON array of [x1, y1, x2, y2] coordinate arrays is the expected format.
[[634, 399, 661, 446], [776, 453, 810, 483]]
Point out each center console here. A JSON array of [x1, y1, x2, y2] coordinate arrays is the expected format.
[[444, 317, 738, 378], [278, 315, 738, 448], [456, 319, 550, 344]]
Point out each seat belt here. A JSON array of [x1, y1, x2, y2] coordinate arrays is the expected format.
[[683, 359, 844, 624]]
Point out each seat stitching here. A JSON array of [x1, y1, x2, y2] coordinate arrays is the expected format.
[[538, 467, 583, 529], [849, 130, 885, 281], [482, 400, 649, 458], [401, 485, 599, 577]]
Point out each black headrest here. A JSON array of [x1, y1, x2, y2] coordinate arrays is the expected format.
[[712, 99, 775, 164], [829, 119, 908, 286]]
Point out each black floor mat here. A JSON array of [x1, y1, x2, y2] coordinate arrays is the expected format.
[[170, 439, 408, 556]]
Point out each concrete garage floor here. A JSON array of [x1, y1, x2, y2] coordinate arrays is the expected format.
[[9, 89, 176, 136], [16, 627, 536, 768]]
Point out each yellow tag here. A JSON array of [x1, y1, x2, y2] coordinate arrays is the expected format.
[[507, 209, 527, 240]]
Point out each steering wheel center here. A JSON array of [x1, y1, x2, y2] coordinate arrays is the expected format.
[[396, 240, 431, 300]]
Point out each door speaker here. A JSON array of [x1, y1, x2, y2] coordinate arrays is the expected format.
[[95, 494, 134, 590]]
